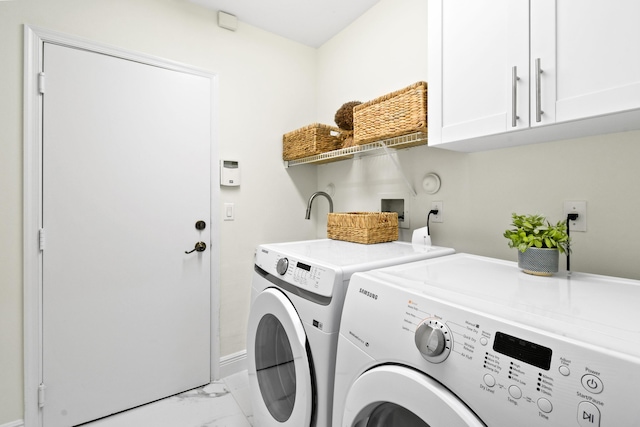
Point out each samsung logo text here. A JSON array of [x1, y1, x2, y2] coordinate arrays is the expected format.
[[359, 288, 378, 300]]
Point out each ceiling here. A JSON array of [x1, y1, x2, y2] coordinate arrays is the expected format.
[[189, 0, 381, 48]]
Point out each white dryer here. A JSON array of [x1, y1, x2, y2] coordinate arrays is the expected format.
[[334, 253, 640, 427], [246, 239, 455, 427]]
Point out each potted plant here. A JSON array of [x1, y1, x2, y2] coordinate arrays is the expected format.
[[503, 213, 570, 276]]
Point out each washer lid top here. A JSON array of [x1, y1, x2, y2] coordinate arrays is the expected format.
[[367, 253, 640, 358], [261, 239, 454, 277]]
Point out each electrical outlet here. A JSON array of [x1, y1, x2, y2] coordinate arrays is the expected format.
[[431, 201, 443, 223], [563, 200, 586, 232]]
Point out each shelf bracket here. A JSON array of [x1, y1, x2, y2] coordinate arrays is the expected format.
[[378, 141, 417, 197]]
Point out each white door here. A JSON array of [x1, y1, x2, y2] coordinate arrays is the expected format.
[[430, 0, 529, 145], [42, 42, 213, 427], [531, 0, 640, 126], [342, 366, 485, 427]]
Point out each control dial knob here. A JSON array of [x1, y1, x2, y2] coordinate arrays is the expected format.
[[276, 258, 289, 275], [415, 319, 452, 363]]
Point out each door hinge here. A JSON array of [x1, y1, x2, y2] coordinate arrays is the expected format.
[[38, 383, 46, 408], [38, 72, 45, 94], [39, 228, 46, 251]]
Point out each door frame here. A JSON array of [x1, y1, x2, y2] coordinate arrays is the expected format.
[[23, 25, 221, 427]]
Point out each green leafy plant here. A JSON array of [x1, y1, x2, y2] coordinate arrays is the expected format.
[[504, 213, 571, 254]]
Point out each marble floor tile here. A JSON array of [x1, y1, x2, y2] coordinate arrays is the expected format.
[[83, 371, 253, 427], [221, 371, 253, 424]]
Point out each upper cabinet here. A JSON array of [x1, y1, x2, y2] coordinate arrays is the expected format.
[[532, 0, 640, 125], [428, 0, 529, 144], [428, 0, 640, 152]]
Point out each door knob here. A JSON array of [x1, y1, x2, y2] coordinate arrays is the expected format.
[[185, 241, 207, 254]]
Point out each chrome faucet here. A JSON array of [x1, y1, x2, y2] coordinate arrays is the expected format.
[[305, 191, 333, 219]]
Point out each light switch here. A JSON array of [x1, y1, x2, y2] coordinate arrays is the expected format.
[[224, 203, 234, 221]]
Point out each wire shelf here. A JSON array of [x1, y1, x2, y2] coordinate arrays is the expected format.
[[284, 132, 427, 167]]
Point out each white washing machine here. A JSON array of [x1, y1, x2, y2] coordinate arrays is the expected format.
[[334, 253, 640, 427], [246, 238, 455, 427]]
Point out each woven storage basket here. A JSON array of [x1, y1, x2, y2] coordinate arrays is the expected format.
[[283, 123, 343, 161], [327, 212, 398, 244], [353, 81, 428, 145]]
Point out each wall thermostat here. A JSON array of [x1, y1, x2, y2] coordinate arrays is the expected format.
[[220, 160, 240, 186]]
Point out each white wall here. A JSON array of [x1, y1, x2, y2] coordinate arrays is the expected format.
[[316, 0, 428, 120], [315, 0, 432, 237], [0, 0, 318, 423], [316, 0, 640, 280]]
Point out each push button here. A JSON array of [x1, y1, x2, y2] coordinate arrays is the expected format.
[[483, 374, 496, 387], [558, 365, 570, 376], [578, 401, 601, 427], [508, 385, 522, 399], [581, 374, 604, 394], [537, 398, 553, 413]]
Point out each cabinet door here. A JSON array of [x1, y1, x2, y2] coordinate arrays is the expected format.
[[531, 0, 640, 126], [429, 0, 529, 145]]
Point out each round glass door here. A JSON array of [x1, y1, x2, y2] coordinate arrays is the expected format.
[[255, 313, 296, 422], [364, 402, 430, 427], [247, 288, 313, 427], [343, 365, 485, 427]]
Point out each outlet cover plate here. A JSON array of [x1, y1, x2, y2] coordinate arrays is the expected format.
[[431, 201, 443, 223], [563, 200, 586, 232]]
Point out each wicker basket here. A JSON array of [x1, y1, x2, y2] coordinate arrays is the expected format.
[[283, 123, 343, 161], [327, 212, 398, 244], [353, 81, 428, 145]]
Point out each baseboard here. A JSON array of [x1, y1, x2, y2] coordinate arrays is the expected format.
[[0, 420, 24, 427], [219, 350, 247, 379]]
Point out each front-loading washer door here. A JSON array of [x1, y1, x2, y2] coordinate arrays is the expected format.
[[343, 365, 485, 427], [247, 288, 314, 427]]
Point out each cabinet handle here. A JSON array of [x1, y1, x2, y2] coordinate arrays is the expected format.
[[535, 58, 544, 123], [511, 66, 520, 128]]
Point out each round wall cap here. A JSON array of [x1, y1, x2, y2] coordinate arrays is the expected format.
[[422, 173, 441, 194]]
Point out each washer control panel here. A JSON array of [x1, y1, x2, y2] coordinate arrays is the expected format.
[[255, 248, 337, 299]]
